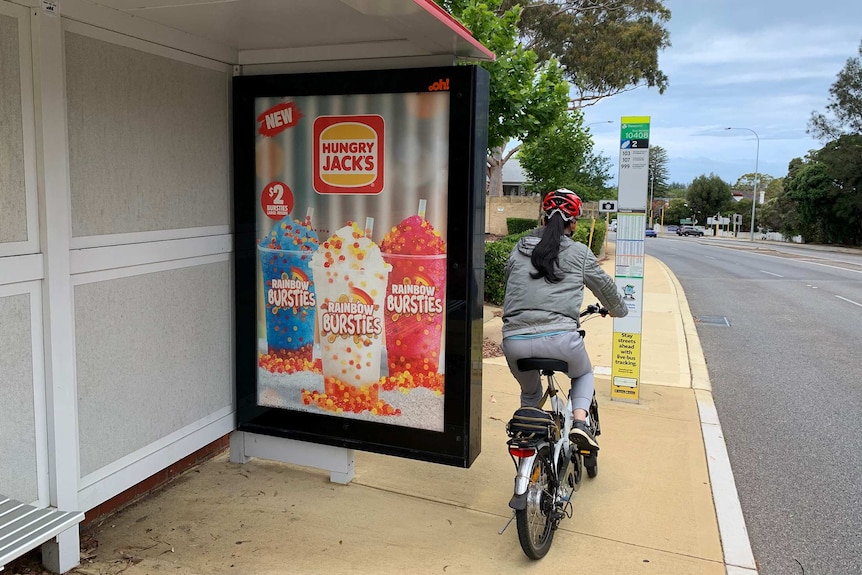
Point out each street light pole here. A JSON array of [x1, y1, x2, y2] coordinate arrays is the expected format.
[[585, 120, 614, 128], [725, 127, 760, 242], [648, 168, 655, 228]]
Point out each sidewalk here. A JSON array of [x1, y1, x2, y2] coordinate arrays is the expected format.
[[63, 254, 751, 575]]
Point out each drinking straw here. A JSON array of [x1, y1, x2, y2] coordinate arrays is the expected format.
[[365, 217, 374, 239], [306, 207, 314, 224], [418, 199, 427, 218]]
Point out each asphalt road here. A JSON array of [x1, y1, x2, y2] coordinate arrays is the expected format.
[[645, 235, 862, 575]]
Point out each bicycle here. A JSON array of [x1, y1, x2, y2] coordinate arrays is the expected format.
[[500, 304, 607, 559]]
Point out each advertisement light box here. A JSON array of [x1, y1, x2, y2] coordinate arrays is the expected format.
[[233, 66, 489, 467]]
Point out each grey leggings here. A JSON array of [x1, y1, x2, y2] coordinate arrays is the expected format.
[[501, 331, 594, 413]]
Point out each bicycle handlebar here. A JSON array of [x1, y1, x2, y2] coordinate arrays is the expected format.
[[580, 303, 609, 318]]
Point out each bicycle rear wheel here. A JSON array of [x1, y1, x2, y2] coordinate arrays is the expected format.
[[515, 446, 556, 559]]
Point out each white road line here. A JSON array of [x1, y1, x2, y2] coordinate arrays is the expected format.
[[696, 392, 759, 574], [759, 270, 784, 277], [704, 255, 717, 260], [709, 245, 862, 274], [836, 295, 862, 308]]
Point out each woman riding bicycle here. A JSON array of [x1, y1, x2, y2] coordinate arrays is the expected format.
[[501, 188, 628, 452]]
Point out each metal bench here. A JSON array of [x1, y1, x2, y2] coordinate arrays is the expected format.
[[0, 495, 83, 572]]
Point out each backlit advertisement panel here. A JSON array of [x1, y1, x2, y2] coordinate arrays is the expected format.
[[233, 67, 489, 467]]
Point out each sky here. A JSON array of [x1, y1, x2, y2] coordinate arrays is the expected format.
[[577, 0, 862, 188]]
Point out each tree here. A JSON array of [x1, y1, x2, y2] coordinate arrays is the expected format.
[[510, 0, 672, 106], [765, 177, 785, 201], [686, 173, 733, 222], [666, 181, 687, 199], [661, 198, 690, 225], [733, 198, 755, 232], [518, 110, 612, 199], [733, 172, 776, 202], [808, 39, 862, 141], [439, 0, 570, 196], [439, 0, 672, 195], [784, 162, 841, 243], [648, 145, 670, 198], [759, 194, 800, 240], [774, 136, 862, 245]]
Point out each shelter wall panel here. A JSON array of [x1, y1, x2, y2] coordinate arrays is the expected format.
[[0, 293, 38, 502], [64, 31, 229, 237], [74, 262, 232, 476], [0, 13, 27, 244]]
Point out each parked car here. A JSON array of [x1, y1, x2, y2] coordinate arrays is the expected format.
[[665, 225, 679, 234], [609, 220, 618, 232], [645, 228, 657, 237], [677, 225, 704, 237]]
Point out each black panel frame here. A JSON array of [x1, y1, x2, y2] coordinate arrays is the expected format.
[[232, 66, 488, 467]]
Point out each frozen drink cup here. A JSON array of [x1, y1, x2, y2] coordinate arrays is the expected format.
[[381, 214, 447, 375], [259, 217, 319, 360], [310, 222, 391, 403]]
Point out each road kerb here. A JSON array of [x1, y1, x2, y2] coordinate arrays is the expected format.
[[699, 390, 759, 574], [655, 257, 712, 392]]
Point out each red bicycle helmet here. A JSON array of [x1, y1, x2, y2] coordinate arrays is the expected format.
[[542, 188, 582, 221]]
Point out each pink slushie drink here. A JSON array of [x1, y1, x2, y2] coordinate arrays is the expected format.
[[380, 215, 447, 375]]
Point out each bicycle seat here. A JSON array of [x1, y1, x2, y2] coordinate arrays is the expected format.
[[517, 358, 569, 374]]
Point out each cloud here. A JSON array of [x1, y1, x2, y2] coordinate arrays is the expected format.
[[665, 24, 859, 69], [579, 0, 862, 185], [700, 69, 838, 86]]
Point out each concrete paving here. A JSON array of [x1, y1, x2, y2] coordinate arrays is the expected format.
[[68, 252, 753, 575]]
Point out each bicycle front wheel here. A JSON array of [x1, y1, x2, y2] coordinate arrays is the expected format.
[[515, 446, 556, 559]]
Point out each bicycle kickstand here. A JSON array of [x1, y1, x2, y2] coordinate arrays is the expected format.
[[499, 511, 517, 535]]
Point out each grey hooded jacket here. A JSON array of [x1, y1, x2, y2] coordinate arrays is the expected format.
[[502, 229, 628, 338]]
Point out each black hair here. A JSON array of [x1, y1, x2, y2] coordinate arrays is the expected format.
[[530, 212, 570, 283]]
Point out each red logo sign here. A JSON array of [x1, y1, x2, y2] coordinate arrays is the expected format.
[[258, 102, 302, 137], [428, 78, 450, 91], [313, 115, 384, 195], [260, 181, 294, 220]]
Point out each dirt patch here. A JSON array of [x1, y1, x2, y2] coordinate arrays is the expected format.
[[483, 338, 503, 358]]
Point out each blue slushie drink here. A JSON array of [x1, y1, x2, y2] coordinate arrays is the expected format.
[[259, 216, 319, 360]]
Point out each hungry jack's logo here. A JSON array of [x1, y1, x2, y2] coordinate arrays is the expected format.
[[313, 115, 385, 195]]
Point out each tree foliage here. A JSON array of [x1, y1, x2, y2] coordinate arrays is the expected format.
[[765, 136, 862, 244], [508, 0, 672, 106], [759, 194, 800, 238], [661, 198, 690, 225], [686, 173, 733, 222], [733, 172, 776, 201], [517, 110, 611, 199], [808, 39, 862, 141], [786, 136, 862, 244], [443, 0, 570, 151], [438, 0, 672, 196], [648, 145, 670, 198], [438, 0, 570, 195]]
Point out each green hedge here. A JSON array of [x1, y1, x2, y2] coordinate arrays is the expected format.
[[484, 219, 606, 305], [484, 231, 529, 305], [506, 217, 537, 235], [575, 218, 606, 257]]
